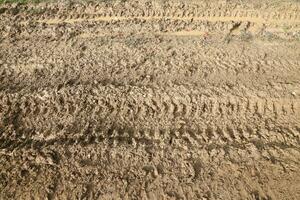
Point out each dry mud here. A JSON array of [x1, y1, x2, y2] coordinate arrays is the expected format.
[[0, 0, 300, 199]]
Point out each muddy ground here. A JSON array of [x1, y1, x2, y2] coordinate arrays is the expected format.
[[0, 0, 300, 199]]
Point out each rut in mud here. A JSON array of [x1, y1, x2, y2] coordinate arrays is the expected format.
[[0, 0, 300, 199]]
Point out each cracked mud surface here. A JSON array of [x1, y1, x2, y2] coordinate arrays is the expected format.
[[0, 0, 300, 199]]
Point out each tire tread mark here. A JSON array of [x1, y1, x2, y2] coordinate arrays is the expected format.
[[1, 125, 299, 151], [29, 8, 300, 24], [1, 91, 298, 122]]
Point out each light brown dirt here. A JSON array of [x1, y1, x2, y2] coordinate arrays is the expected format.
[[0, 0, 300, 199]]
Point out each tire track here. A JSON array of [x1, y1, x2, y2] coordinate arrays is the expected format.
[[3, 2, 298, 25], [1, 87, 298, 122], [1, 124, 299, 151], [0, 87, 299, 150], [32, 9, 300, 25]]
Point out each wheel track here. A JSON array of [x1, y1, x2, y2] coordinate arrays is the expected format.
[[0, 87, 299, 122], [16, 8, 300, 24], [1, 123, 299, 151], [1, 87, 299, 151]]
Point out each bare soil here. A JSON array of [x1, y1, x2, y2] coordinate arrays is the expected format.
[[0, 0, 300, 199]]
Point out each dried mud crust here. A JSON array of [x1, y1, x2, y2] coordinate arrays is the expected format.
[[1, 0, 300, 200]]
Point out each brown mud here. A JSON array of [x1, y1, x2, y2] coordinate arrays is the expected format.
[[0, 0, 300, 199]]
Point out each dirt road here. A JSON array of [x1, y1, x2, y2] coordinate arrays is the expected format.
[[0, 0, 300, 199]]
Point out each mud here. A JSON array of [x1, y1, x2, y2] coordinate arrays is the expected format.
[[0, 0, 300, 199]]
